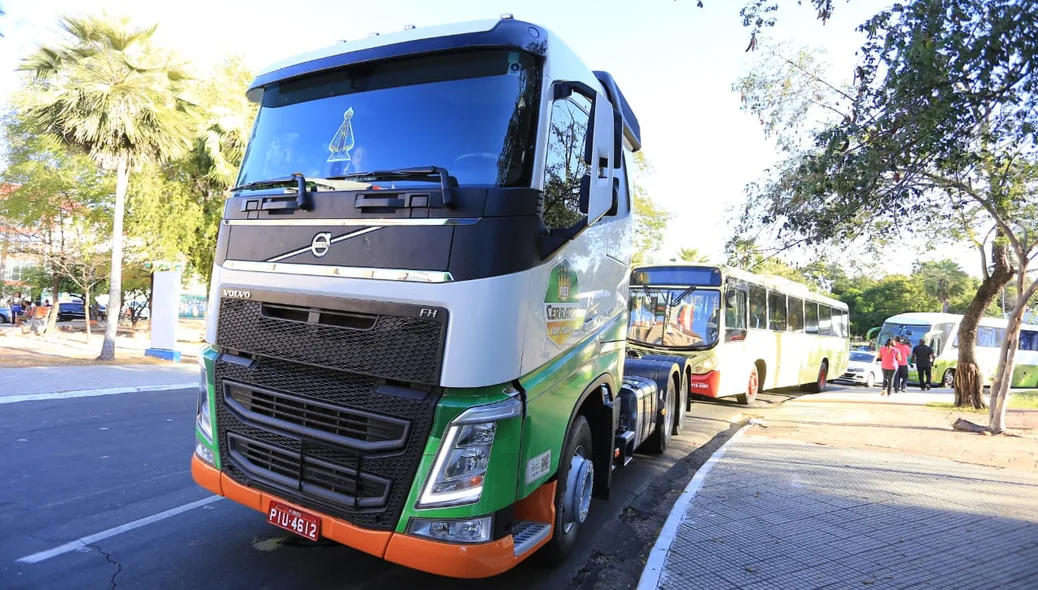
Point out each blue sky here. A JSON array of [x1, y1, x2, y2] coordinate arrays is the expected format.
[[1, 0, 976, 275]]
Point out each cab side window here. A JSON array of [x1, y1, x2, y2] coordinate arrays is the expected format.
[[542, 94, 591, 229]]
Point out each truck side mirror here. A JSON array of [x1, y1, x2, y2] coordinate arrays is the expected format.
[[580, 90, 615, 225]]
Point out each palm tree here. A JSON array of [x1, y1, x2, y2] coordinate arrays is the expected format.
[[916, 259, 969, 313], [677, 247, 711, 263], [20, 14, 194, 360]]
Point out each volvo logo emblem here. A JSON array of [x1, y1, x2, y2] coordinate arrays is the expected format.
[[310, 232, 332, 258]]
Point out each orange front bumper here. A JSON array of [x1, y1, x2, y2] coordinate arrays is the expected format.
[[191, 455, 553, 578]]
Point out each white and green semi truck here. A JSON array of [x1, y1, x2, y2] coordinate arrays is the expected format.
[[191, 16, 688, 578]]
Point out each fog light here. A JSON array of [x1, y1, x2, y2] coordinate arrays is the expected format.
[[195, 442, 215, 465], [407, 516, 493, 544]]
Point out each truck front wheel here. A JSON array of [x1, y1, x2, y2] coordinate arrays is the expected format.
[[645, 378, 675, 454], [543, 415, 594, 563]]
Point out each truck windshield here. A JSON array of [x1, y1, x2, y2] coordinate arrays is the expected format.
[[237, 49, 542, 190], [628, 288, 721, 349]]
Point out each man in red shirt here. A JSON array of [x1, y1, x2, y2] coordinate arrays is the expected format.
[[894, 336, 912, 392]]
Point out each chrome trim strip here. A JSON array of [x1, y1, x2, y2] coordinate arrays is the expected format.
[[223, 217, 480, 227], [222, 259, 455, 283], [266, 227, 380, 263]]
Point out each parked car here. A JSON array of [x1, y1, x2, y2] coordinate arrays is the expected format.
[[0, 304, 11, 324], [57, 302, 86, 322], [836, 350, 883, 387]]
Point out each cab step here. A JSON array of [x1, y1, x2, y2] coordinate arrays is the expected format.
[[512, 520, 551, 556]]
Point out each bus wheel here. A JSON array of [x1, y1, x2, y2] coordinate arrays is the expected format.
[[544, 415, 594, 563], [942, 369, 956, 389], [737, 366, 759, 406], [807, 362, 828, 393], [647, 378, 676, 454]]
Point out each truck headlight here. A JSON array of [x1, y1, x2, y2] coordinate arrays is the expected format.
[[418, 398, 521, 509], [407, 516, 493, 544], [196, 363, 212, 442]]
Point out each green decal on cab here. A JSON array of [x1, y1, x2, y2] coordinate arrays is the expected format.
[[544, 259, 582, 347]]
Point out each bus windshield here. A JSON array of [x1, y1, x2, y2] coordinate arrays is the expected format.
[[877, 322, 931, 347], [628, 288, 721, 349]]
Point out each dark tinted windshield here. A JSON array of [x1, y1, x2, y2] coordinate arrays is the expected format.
[[877, 322, 930, 347], [628, 288, 721, 349], [238, 49, 542, 189], [850, 351, 874, 363]]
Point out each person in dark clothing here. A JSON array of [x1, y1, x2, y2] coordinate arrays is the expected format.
[[912, 339, 936, 390]]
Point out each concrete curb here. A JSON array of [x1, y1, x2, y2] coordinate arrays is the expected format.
[[636, 424, 750, 590], [0, 383, 197, 405]]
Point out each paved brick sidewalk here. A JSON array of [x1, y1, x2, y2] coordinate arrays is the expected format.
[[647, 435, 1038, 589]]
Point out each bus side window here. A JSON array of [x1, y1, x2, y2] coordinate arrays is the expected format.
[[748, 284, 767, 330], [768, 290, 787, 331], [818, 306, 832, 336], [805, 303, 819, 335], [787, 297, 805, 332], [725, 287, 748, 342]]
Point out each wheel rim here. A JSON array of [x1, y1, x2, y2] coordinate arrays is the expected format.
[[663, 389, 673, 445], [562, 446, 594, 534], [748, 370, 759, 399], [819, 365, 827, 389], [943, 370, 955, 388]]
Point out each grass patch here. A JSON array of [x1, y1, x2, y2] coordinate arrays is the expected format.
[[926, 390, 1038, 412]]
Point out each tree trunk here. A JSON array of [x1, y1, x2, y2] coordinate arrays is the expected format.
[[0, 227, 9, 300], [98, 154, 129, 361], [45, 273, 61, 334], [84, 289, 92, 340], [954, 240, 1013, 408], [989, 267, 1038, 433], [941, 299, 950, 313]]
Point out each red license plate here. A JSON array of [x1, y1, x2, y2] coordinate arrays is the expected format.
[[267, 500, 321, 541]]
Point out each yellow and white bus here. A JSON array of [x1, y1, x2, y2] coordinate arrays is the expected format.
[[627, 265, 850, 405]]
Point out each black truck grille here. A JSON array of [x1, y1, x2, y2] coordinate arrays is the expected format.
[[216, 292, 447, 386], [224, 382, 410, 452], [228, 433, 391, 508], [214, 354, 441, 530]]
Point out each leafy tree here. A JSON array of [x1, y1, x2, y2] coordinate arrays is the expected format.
[[18, 14, 195, 360], [734, 1, 1038, 423], [915, 260, 971, 313], [631, 152, 673, 266], [677, 248, 711, 263], [0, 112, 115, 332]]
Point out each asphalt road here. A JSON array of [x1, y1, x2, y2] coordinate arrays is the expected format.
[[0, 385, 816, 590]]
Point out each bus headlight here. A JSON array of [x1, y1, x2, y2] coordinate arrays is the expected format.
[[418, 398, 521, 509], [693, 357, 718, 374]]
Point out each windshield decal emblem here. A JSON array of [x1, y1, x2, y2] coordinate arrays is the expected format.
[[543, 259, 584, 347], [327, 107, 356, 164], [310, 232, 332, 258]]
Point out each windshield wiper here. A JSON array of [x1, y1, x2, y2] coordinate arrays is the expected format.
[[669, 286, 697, 308], [331, 166, 456, 209], [229, 173, 343, 211]]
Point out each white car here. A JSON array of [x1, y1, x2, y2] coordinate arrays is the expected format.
[[836, 350, 883, 387]]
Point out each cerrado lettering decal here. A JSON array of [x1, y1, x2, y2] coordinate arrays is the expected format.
[[543, 259, 584, 347]]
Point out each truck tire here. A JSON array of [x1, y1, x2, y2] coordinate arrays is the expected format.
[[736, 365, 759, 406], [942, 369, 955, 389], [544, 415, 594, 563], [645, 377, 676, 454]]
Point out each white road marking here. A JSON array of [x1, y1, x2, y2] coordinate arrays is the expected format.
[[16, 496, 223, 564], [0, 383, 195, 405], [637, 425, 749, 590]]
